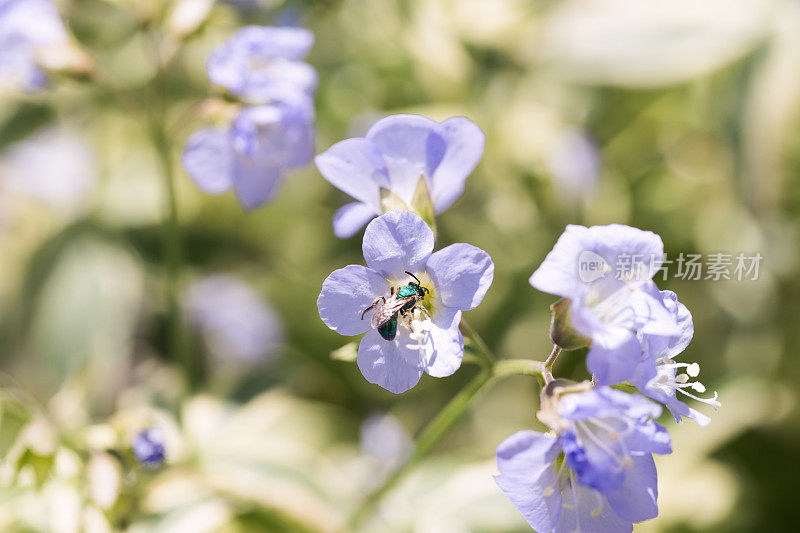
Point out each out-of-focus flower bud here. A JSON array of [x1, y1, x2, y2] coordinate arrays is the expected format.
[[37, 41, 95, 80], [167, 0, 214, 39], [131, 428, 166, 468]]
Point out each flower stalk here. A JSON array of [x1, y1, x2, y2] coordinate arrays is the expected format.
[[460, 318, 494, 367], [151, 121, 193, 387]]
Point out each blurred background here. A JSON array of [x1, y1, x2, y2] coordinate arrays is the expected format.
[[0, 0, 798, 531]]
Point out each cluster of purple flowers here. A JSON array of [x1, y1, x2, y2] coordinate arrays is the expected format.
[[182, 26, 317, 209], [170, 21, 719, 533], [492, 224, 720, 532], [310, 100, 718, 531]]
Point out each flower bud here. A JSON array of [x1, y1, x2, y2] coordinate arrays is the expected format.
[[549, 297, 590, 350], [132, 428, 165, 468]]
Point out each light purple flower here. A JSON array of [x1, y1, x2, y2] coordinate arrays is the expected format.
[[315, 114, 485, 238], [206, 25, 316, 104], [0, 0, 67, 91], [629, 290, 720, 426], [495, 388, 671, 532], [317, 210, 494, 393], [0, 127, 96, 215], [182, 98, 314, 209], [548, 129, 599, 201], [530, 224, 679, 385], [184, 274, 283, 363], [360, 412, 412, 470]]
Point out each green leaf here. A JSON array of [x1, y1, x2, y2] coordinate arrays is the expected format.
[[17, 449, 55, 490], [0, 104, 54, 150], [0, 396, 32, 458]]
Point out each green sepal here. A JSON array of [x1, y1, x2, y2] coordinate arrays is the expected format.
[[379, 187, 412, 212], [611, 382, 637, 394], [549, 298, 590, 351], [410, 175, 437, 236], [378, 175, 438, 239], [330, 342, 357, 362]]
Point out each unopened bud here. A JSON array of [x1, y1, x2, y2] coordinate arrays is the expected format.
[[549, 298, 590, 350]]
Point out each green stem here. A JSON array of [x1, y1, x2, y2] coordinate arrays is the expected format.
[[151, 123, 192, 387], [144, 24, 196, 388], [543, 345, 562, 384], [544, 345, 562, 368], [459, 318, 494, 367], [348, 357, 545, 530]]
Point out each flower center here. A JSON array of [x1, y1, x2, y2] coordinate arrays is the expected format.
[[584, 284, 636, 330], [406, 310, 433, 351]]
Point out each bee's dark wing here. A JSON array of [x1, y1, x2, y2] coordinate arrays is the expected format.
[[371, 297, 414, 328]]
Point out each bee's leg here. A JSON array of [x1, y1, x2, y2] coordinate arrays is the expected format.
[[361, 296, 386, 319], [415, 305, 432, 321], [398, 308, 414, 329]]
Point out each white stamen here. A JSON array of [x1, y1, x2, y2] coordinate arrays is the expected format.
[[677, 388, 721, 409], [405, 317, 433, 351], [650, 358, 721, 410]]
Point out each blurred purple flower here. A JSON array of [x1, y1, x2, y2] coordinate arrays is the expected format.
[[182, 98, 314, 209], [629, 290, 720, 426], [548, 129, 599, 200], [317, 210, 493, 393], [360, 412, 412, 469], [0, 127, 96, 215], [184, 274, 283, 363], [206, 25, 316, 104], [315, 114, 485, 238], [132, 428, 165, 468], [0, 0, 67, 91], [495, 388, 671, 532], [530, 224, 678, 385]]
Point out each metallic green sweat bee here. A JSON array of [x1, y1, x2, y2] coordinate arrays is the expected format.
[[361, 271, 431, 341]]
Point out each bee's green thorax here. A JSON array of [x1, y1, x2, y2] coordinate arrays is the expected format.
[[397, 283, 425, 299], [397, 283, 426, 312]]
